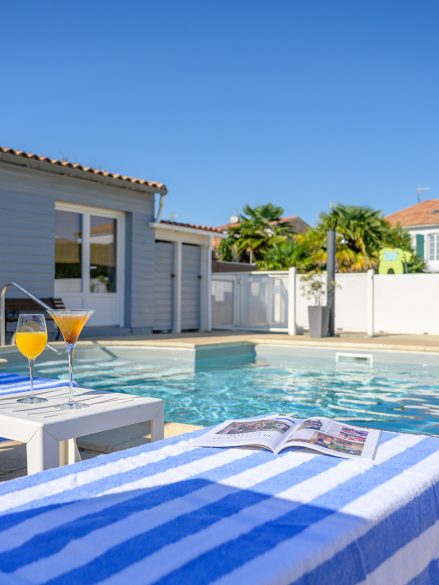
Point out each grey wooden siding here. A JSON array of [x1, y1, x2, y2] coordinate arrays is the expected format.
[[0, 191, 54, 298], [153, 241, 174, 332], [181, 244, 201, 330], [0, 164, 156, 330]]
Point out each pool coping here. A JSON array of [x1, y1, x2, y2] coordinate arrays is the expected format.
[[2, 335, 439, 362], [95, 337, 439, 354]]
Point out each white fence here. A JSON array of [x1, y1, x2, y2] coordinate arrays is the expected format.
[[212, 270, 439, 335], [211, 272, 289, 331]]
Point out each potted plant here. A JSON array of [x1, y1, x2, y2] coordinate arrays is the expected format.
[[300, 270, 329, 338]]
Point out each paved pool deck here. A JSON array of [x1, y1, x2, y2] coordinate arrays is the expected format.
[[87, 330, 439, 354]]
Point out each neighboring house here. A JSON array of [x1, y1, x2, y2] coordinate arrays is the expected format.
[[386, 200, 439, 272], [277, 215, 310, 234], [0, 146, 223, 335], [215, 214, 310, 237]]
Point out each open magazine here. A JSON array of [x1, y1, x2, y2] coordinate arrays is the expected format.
[[193, 415, 381, 460]]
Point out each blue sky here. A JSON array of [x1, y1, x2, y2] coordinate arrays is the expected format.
[[1, 1, 438, 226]]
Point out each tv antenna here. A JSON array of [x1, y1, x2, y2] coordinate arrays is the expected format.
[[416, 184, 429, 203]]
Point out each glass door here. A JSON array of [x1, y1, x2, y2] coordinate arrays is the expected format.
[[55, 204, 125, 326], [89, 216, 117, 294], [55, 210, 83, 294]]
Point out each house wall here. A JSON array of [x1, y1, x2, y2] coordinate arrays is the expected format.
[[0, 164, 156, 331]]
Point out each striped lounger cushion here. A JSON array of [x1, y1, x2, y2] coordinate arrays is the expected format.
[[0, 429, 438, 584], [0, 372, 77, 396]]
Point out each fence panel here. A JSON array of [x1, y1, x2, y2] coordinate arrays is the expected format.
[[212, 276, 236, 328], [212, 272, 288, 331], [335, 273, 368, 332], [374, 274, 439, 334], [271, 274, 289, 327]]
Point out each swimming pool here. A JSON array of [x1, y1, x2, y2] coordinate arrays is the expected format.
[[3, 342, 439, 436]]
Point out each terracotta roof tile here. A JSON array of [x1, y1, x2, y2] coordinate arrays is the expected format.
[[386, 200, 439, 227], [159, 220, 224, 233], [0, 146, 167, 194]]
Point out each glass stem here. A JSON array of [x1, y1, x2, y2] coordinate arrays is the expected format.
[[29, 359, 35, 396], [67, 343, 76, 405]]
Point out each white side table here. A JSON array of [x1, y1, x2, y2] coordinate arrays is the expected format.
[[0, 386, 164, 474]]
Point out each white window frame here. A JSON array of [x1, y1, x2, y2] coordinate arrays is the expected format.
[[55, 202, 125, 326], [428, 233, 439, 262]]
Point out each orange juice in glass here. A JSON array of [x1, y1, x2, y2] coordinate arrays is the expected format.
[[49, 310, 94, 409], [15, 314, 48, 403]]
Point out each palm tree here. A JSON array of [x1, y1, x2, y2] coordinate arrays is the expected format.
[[217, 203, 294, 263], [308, 204, 420, 272]]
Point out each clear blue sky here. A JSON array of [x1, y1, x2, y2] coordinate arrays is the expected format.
[[1, 1, 438, 226]]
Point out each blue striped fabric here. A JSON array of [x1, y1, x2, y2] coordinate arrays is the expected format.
[[0, 429, 438, 584], [0, 372, 78, 396]]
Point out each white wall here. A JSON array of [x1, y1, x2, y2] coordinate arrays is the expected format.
[[374, 274, 439, 334], [212, 270, 439, 335]]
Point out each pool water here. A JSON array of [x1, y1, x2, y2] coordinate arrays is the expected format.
[[8, 344, 439, 436]]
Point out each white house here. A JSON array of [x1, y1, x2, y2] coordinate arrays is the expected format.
[[386, 199, 439, 272]]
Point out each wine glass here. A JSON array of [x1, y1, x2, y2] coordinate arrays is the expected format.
[[15, 314, 48, 404], [49, 309, 94, 410]]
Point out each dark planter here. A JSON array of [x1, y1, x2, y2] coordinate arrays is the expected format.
[[308, 305, 329, 338]]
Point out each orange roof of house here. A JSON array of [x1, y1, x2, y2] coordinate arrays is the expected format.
[[158, 220, 224, 233], [386, 200, 439, 227], [0, 146, 167, 194]]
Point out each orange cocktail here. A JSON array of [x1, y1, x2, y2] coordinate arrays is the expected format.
[[16, 331, 48, 360], [50, 310, 94, 409], [15, 314, 48, 404], [51, 313, 90, 344]]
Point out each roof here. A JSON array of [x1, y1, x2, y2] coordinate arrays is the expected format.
[[157, 220, 224, 234], [277, 215, 310, 233], [386, 200, 439, 227], [0, 146, 167, 194], [216, 214, 310, 234]]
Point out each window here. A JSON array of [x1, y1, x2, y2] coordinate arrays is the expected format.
[[428, 234, 439, 261]]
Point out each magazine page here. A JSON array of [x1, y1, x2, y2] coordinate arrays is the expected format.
[[192, 415, 299, 452], [278, 417, 381, 459]]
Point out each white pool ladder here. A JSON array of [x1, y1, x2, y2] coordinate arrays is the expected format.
[[0, 282, 61, 353]]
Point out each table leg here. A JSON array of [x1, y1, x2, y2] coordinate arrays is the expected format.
[[26, 430, 59, 475], [150, 411, 164, 442], [60, 439, 82, 466], [68, 439, 81, 464]]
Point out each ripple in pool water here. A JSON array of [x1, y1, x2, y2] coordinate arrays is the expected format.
[[11, 348, 439, 436]]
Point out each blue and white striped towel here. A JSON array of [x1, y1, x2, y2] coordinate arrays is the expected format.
[[0, 372, 77, 396], [0, 429, 438, 584]]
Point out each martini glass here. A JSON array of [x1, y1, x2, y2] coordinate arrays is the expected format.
[[49, 310, 94, 409]]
